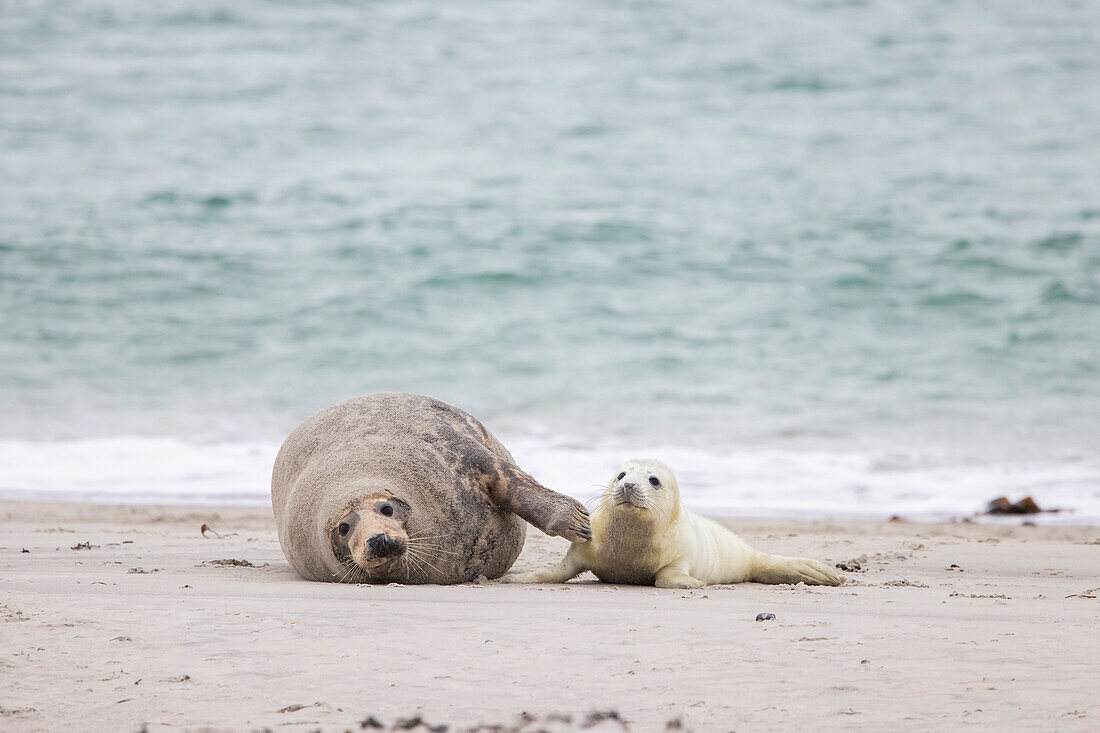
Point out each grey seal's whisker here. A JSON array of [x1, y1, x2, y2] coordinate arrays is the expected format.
[[404, 552, 431, 580], [406, 541, 462, 556], [405, 546, 441, 576], [337, 562, 357, 584]]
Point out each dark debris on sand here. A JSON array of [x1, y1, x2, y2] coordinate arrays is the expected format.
[[391, 716, 447, 732], [985, 496, 1050, 515], [70, 541, 98, 550], [200, 558, 268, 568], [349, 710, 680, 732], [200, 523, 239, 539]]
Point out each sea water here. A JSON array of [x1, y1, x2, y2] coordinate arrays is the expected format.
[[2, 1, 1098, 521]]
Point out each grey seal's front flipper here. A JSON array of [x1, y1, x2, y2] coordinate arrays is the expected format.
[[469, 448, 591, 543]]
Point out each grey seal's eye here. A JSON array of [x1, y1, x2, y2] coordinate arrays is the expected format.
[[373, 499, 406, 518], [338, 522, 350, 536], [616, 472, 626, 481], [649, 476, 660, 487]]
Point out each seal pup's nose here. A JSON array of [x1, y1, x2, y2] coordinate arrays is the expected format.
[[367, 533, 405, 558], [622, 482, 637, 490]]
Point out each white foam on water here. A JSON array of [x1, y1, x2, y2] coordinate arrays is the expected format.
[[0, 438, 279, 505], [507, 437, 1100, 525], [1, 435, 1098, 524]]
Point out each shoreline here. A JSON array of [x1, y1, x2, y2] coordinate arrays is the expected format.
[[2, 501, 1098, 731], [0, 495, 1092, 529]]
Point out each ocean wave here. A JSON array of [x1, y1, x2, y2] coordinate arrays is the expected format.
[[919, 291, 1002, 307], [1042, 280, 1099, 305], [2, 435, 1098, 525], [1032, 232, 1083, 252]]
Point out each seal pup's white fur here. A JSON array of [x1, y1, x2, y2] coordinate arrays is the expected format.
[[506, 459, 842, 588]]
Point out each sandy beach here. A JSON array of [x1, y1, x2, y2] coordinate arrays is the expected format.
[[5, 2, 1100, 731], [0, 502, 1096, 732]]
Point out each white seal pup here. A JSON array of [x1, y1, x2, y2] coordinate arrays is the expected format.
[[505, 459, 842, 588], [271, 393, 591, 584]]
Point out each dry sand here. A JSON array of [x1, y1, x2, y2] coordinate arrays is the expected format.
[[1, 501, 1098, 732]]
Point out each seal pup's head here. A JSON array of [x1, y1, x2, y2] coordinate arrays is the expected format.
[[331, 493, 412, 581], [602, 459, 681, 523]]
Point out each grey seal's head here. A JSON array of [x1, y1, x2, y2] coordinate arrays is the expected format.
[[329, 491, 416, 582], [601, 459, 682, 523]]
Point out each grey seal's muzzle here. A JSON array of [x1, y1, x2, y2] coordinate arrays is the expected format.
[[367, 533, 406, 558]]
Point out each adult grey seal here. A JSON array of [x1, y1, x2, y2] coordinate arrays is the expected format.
[[271, 393, 591, 584]]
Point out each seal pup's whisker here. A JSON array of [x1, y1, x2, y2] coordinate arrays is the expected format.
[[642, 496, 669, 517], [584, 492, 609, 509]]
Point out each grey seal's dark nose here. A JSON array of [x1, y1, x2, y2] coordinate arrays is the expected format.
[[367, 533, 405, 558], [622, 482, 637, 490]]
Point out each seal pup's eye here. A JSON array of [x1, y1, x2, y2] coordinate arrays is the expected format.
[[379, 504, 394, 517], [616, 472, 626, 481], [338, 522, 350, 536], [649, 476, 660, 487]]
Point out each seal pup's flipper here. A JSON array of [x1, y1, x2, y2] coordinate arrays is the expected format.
[[502, 545, 588, 584], [470, 449, 591, 543], [749, 553, 843, 586], [655, 563, 705, 589]]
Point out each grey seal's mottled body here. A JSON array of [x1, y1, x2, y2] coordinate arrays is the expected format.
[[271, 393, 590, 584]]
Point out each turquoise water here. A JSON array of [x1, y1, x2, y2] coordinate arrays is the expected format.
[[2, 2, 1099, 517]]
